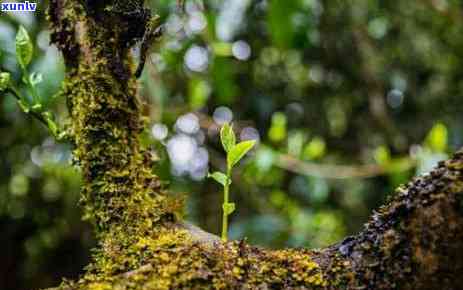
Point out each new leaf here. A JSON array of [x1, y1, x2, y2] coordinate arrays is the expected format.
[[0, 72, 11, 92], [16, 26, 33, 69], [208, 171, 230, 187], [29, 72, 43, 87], [220, 123, 235, 153], [227, 140, 256, 168], [222, 202, 235, 215]]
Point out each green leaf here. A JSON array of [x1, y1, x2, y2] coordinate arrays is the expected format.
[[220, 123, 236, 153], [227, 140, 256, 168], [222, 202, 235, 215], [208, 171, 230, 187], [425, 122, 448, 153], [29, 72, 43, 87], [0, 72, 11, 92], [16, 26, 33, 69]]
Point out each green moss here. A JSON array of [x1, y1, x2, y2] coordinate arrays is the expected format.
[[66, 230, 329, 290]]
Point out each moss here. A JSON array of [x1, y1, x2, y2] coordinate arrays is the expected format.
[[66, 230, 329, 290]]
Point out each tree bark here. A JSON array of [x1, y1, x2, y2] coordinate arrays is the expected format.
[[46, 1, 463, 289]]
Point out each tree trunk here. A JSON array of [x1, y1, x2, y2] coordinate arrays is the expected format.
[[46, 1, 463, 289]]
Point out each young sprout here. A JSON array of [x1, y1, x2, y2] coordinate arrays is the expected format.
[[208, 123, 256, 241], [16, 25, 41, 106]]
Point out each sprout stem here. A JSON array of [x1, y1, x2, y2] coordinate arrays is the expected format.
[[221, 166, 231, 242]]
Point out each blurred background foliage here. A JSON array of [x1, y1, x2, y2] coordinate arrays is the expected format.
[[1, 0, 462, 289]]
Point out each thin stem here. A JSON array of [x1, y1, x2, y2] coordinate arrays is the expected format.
[[6, 87, 63, 140], [221, 166, 231, 241]]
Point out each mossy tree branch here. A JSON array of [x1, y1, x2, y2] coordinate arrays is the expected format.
[[46, 1, 463, 289]]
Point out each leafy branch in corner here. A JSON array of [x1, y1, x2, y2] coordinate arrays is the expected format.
[[0, 26, 66, 141]]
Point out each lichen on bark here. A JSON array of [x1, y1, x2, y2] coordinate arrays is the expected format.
[[46, 1, 463, 289]]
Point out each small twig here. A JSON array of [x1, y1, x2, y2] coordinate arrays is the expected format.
[[5, 87, 66, 141], [7, 88, 48, 127]]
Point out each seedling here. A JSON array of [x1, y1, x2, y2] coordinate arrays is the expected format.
[[208, 123, 256, 241]]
